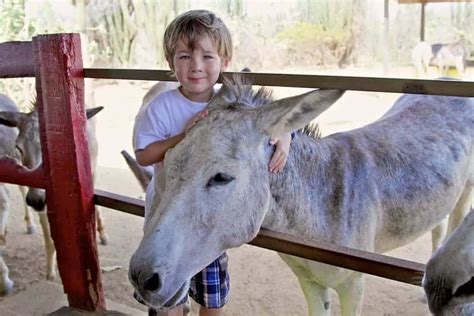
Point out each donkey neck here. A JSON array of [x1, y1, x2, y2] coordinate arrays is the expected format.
[[262, 134, 364, 244]]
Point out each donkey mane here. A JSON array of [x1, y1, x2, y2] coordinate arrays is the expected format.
[[220, 74, 321, 139], [220, 74, 274, 108], [21, 96, 37, 113]]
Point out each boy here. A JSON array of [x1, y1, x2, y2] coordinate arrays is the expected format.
[[134, 9, 291, 316]]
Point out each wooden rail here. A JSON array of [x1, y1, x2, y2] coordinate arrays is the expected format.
[[0, 157, 45, 188], [84, 68, 474, 97], [94, 189, 426, 286], [0, 41, 35, 78]]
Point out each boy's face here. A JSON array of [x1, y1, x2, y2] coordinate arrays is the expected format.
[[170, 35, 229, 103]]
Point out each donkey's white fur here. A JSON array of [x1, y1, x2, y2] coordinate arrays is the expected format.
[[0, 94, 33, 295], [0, 93, 104, 295], [129, 77, 473, 315], [423, 210, 474, 315], [412, 42, 433, 78]]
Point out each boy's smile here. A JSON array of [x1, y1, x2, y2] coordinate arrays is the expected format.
[[171, 35, 229, 103]]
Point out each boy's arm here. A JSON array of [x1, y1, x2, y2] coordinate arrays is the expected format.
[[135, 133, 185, 166], [135, 109, 208, 166]]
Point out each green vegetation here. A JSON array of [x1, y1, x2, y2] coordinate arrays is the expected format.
[[0, 0, 36, 108], [277, 22, 350, 66]]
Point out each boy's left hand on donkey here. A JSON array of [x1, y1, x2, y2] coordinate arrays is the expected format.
[[269, 133, 292, 173]]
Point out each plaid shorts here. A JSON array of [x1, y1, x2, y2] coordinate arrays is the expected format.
[[187, 252, 230, 308], [137, 252, 230, 311]]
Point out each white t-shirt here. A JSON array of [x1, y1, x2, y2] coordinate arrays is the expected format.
[[134, 87, 208, 227], [134, 88, 208, 153]]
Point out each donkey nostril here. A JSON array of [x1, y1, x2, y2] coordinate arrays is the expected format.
[[144, 273, 160, 292], [130, 270, 139, 285]]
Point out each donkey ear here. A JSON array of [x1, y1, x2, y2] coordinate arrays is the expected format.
[[256, 89, 344, 137], [207, 83, 236, 110], [86, 106, 104, 119], [208, 71, 253, 110], [0, 111, 25, 127], [214, 80, 236, 102]]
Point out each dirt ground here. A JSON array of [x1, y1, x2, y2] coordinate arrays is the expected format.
[[1, 66, 472, 315]]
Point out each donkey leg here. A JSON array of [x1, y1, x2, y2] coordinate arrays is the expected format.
[[447, 184, 472, 235], [0, 185, 13, 295], [280, 254, 331, 316], [95, 206, 109, 245], [296, 277, 331, 316], [38, 210, 56, 281], [335, 274, 365, 316], [18, 185, 36, 234], [0, 257, 13, 296], [431, 217, 448, 252], [455, 58, 464, 78]]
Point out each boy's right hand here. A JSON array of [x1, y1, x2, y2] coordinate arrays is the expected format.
[[185, 109, 209, 134]]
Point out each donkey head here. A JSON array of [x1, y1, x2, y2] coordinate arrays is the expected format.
[[0, 104, 103, 211], [129, 76, 344, 309], [423, 210, 474, 314]]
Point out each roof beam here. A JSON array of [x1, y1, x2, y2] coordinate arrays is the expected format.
[[398, 0, 468, 4]]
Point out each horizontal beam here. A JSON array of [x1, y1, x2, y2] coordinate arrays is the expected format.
[[398, 0, 467, 4], [0, 41, 35, 78], [93, 189, 425, 287], [84, 68, 474, 97], [0, 157, 46, 188], [94, 189, 145, 217], [251, 229, 425, 286]]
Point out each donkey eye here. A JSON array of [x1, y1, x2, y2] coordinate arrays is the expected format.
[[207, 173, 234, 187]]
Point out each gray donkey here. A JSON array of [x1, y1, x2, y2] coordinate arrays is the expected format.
[[129, 76, 473, 316], [423, 210, 474, 316], [0, 94, 47, 295], [0, 93, 106, 295]]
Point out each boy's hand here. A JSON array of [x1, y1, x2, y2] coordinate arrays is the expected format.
[[185, 109, 209, 134], [269, 133, 292, 173]]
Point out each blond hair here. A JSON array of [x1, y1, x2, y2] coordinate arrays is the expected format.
[[163, 10, 233, 68]]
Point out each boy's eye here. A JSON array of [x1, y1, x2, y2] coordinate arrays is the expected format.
[[178, 55, 190, 60], [204, 55, 214, 59]]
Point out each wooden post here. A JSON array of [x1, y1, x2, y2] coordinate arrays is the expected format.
[[383, 0, 390, 75], [420, 2, 426, 41], [32, 33, 105, 312]]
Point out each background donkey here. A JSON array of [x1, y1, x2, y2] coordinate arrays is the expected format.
[[0, 93, 106, 295], [0, 94, 47, 295], [411, 40, 467, 78], [128, 76, 472, 316], [423, 210, 474, 316]]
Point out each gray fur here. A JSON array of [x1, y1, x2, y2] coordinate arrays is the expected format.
[[0, 94, 22, 295], [423, 210, 474, 315], [0, 95, 20, 159], [129, 78, 473, 315]]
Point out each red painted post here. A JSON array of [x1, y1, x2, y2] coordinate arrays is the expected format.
[[32, 33, 105, 311]]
